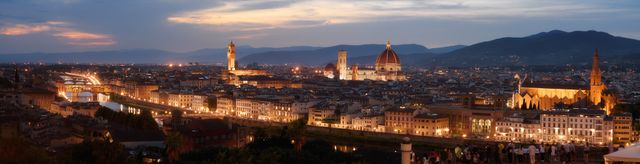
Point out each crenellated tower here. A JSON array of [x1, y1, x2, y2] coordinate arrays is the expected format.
[[227, 41, 236, 71]]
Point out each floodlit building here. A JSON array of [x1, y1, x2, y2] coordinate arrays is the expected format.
[[495, 112, 541, 142], [612, 113, 633, 144], [168, 92, 193, 108], [495, 109, 620, 145], [413, 113, 450, 137], [352, 114, 385, 132], [384, 107, 420, 134], [512, 49, 617, 113], [325, 41, 406, 81]]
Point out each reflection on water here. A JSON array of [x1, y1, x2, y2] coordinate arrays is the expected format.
[[64, 91, 141, 114]]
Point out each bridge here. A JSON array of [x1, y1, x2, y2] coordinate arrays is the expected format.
[[60, 72, 111, 93]]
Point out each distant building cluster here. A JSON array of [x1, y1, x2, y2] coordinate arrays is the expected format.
[[324, 41, 406, 81], [0, 39, 637, 160]]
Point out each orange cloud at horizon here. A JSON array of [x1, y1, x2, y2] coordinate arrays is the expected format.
[[0, 24, 52, 35], [54, 31, 111, 40], [0, 21, 115, 46], [67, 40, 116, 46]]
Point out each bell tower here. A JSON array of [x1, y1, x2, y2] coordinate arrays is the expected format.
[[336, 49, 347, 80], [227, 41, 236, 71], [589, 48, 605, 106]]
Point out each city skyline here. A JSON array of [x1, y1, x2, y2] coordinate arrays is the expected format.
[[1, 0, 640, 53], [1, 1, 638, 163]]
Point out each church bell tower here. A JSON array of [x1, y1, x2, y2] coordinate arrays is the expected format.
[[589, 48, 605, 106], [337, 49, 347, 80]]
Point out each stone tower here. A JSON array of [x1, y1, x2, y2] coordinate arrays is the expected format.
[[589, 48, 605, 106], [336, 49, 347, 80], [227, 41, 236, 71], [351, 64, 358, 81]]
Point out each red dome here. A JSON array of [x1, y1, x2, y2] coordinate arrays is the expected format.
[[375, 43, 400, 65], [324, 63, 336, 72]]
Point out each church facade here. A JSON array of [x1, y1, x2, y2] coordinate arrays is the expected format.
[[511, 49, 617, 114], [324, 41, 406, 81]]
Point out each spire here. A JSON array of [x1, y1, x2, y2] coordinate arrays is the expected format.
[[590, 48, 602, 86], [386, 40, 391, 49]]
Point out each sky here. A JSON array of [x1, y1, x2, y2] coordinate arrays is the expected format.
[[1, 0, 639, 54]]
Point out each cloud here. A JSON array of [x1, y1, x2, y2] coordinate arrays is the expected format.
[[0, 21, 115, 46], [231, 33, 268, 40], [0, 24, 51, 35], [167, 0, 624, 31], [67, 40, 116, 46], [54, 31, 111, 40], [0, 21, 64, 35]]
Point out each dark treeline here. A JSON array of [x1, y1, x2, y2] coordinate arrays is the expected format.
[[94, 107, 157, 130], [177, 119, 364, 164]]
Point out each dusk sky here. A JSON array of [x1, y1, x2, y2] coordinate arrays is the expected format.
[[1, 0, 639, 53]]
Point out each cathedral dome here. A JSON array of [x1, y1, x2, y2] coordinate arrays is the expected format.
[[323, 63, 336, 78], [375, 41, 400, 66], [324, 63, 336, 72]]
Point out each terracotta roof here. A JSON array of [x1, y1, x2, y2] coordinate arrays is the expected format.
[[385, 107, 417, 113], [521, 83, 589, 90], [324, 63, 336, 72], [375, 45, 400, 65], [414, 113, 446, 119]]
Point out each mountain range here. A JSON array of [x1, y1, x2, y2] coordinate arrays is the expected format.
[[427, 30, 640, 66], [0, 46, 321, 64], [0, 43, 451, 65], [2, 30, 640, 66]]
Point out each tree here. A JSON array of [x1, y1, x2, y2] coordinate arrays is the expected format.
[[165, 132, 183, 163], [207, 97, 217, 112], [288, 119, 308, 151], [171, 109, 183, 130], [70, 141, 133, 164]]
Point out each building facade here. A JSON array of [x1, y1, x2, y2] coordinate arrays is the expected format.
[[413, 113, 449, 137], [612, 113, 633, 144], [512, 49, 617, 114], [495, 110, 618, 145], [384, 107, 419, 134]]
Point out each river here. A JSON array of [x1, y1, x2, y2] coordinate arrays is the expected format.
[[64, 91, 143, 114]]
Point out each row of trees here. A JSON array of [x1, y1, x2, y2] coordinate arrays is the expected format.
[[178, 119, 354, 164], [94, 107, 158, 130]]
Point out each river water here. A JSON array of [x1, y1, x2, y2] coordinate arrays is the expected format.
[[64, 91, 142, 114]]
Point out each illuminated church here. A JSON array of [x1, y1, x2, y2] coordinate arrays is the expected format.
[[324, 41, 406, 81], [511, 49, 617, 114]]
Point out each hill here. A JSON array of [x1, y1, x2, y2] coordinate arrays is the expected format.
[[0, 46, 320, 64], [427, 30, 640, 66], [239, 44, 430, 65]]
